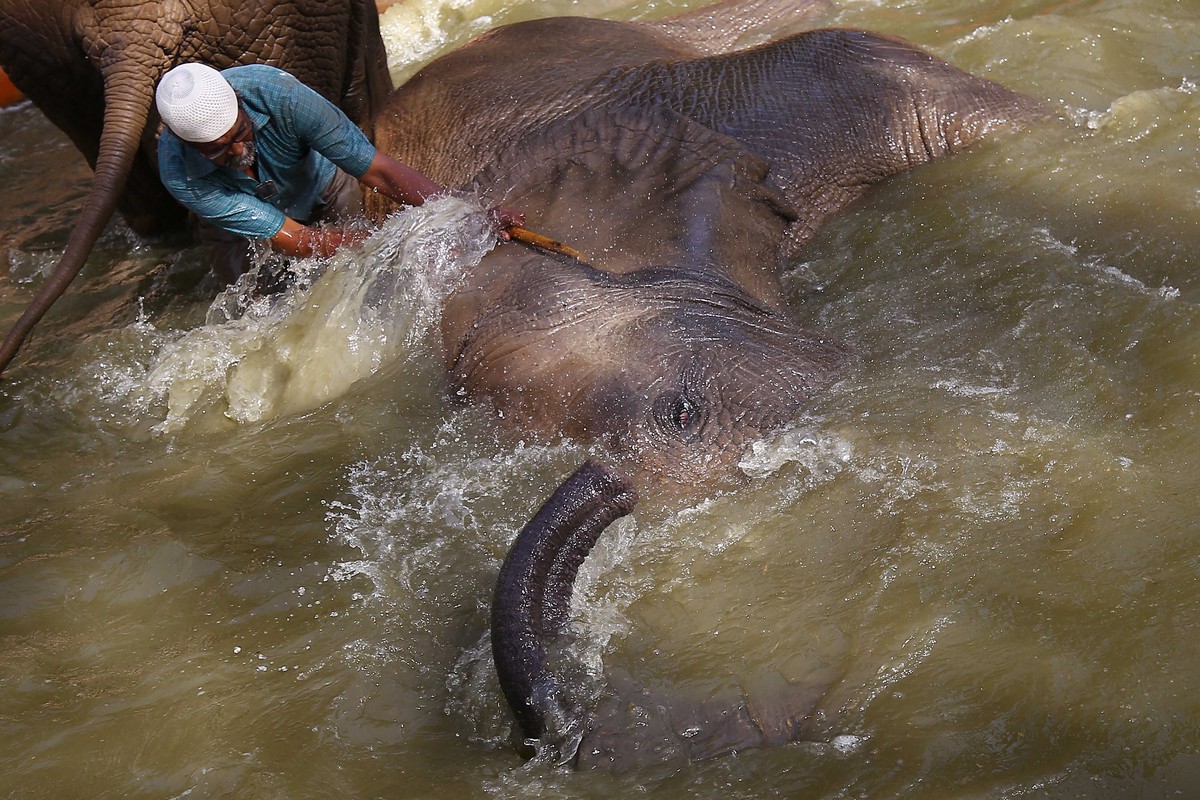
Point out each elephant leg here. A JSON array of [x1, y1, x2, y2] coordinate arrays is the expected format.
[[626, 28, 1048, 250], [646, 0, 834, 54]]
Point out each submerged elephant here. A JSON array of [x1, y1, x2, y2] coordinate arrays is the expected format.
[[372, 0, 1044, 767], [0, 0, 393, 376]]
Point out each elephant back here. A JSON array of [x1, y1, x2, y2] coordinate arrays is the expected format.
[[372, 17, 698, 197], [618, 29, 1048, 249], [373, 19, 1044, 243]]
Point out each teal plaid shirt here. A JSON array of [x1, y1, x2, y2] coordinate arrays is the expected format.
[[157, 65, 377, 239]]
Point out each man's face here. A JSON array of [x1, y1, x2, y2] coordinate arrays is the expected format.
[[192, 107, 255, 170]]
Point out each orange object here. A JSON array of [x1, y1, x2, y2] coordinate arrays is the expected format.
[[0, 67, 23, 106], [509, 227, 589, 264]]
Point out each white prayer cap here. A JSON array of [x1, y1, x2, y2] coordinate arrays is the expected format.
[[155, 63, 238, 143]]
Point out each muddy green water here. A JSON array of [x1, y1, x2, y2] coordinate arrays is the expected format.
[[2, 0, 1199, 797]]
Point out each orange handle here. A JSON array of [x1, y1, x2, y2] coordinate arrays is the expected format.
[[0, 67, 24, 107], [508, 226, 588, 264]]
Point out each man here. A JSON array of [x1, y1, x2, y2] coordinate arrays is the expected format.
[[155, 62, 523, 283]]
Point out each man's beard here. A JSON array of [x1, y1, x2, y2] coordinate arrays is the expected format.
[[232, 140, 256, 172]]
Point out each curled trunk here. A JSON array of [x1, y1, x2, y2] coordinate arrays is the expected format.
[[490, 461, 824, 769], [491, 460, 638, 748]]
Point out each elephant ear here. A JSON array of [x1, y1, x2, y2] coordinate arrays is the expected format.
[[628, 28, 1048, 252], [467, 104, 798, 295]]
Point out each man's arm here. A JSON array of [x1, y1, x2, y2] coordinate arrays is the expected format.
[[358, 152, 446, 208], [265, 154, 445, 257], [269, 217, 367, 258], [359, 152, 526, 240], [268, 151, 528, 257]]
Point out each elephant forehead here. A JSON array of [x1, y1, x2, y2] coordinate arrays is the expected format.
[[446, 281, 846, 432], [450, 259, 837, 359], [631, 308, 849, 417]]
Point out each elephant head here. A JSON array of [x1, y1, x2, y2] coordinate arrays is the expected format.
[[443, 104, 851, 502], [0, 0, 393, 375], [374, 2, 1046, 766]]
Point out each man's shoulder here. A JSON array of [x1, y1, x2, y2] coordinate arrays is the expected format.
[[222, 64, 306, 95], [157, 127, 189, 168]]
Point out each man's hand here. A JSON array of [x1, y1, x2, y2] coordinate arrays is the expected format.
[[270, 217, 369, 258], [488, 206, 525, 241], [362, 151, 526, 242]]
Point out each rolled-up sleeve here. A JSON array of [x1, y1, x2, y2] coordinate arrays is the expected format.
[[169, 175, 288, 239]]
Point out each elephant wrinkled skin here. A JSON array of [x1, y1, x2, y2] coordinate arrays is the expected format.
[[0, 0, 393, 375], [371, 0, 1046, 767]]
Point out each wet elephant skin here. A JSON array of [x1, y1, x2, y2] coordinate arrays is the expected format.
[[372, 0, 1045, 768]]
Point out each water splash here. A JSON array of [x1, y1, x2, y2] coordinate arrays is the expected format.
[[379, 0, 497, 83], [378, 0, 633, 83], [738, 421, 854, 482], [1082, 78, 1198, 142], [141, 197, 495, 431]]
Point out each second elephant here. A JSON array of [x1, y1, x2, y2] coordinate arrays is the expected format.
[[372, 1, 1046, 767]]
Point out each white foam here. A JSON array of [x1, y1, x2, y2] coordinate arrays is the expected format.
[[140, 197, 494, 431], [379, 0, 497, 83], [738, 422, 854, 481]]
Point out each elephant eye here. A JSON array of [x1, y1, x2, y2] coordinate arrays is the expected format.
[[653, 390, 706, 440], [675, 396, 694, 429]]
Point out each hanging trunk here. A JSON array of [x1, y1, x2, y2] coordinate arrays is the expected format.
[[0, 61, 160, 375]]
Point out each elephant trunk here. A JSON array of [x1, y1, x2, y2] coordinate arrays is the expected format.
[[0, 60, 160, 376], [491, 460, 638, 751], [491, 461, 825, 770]]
